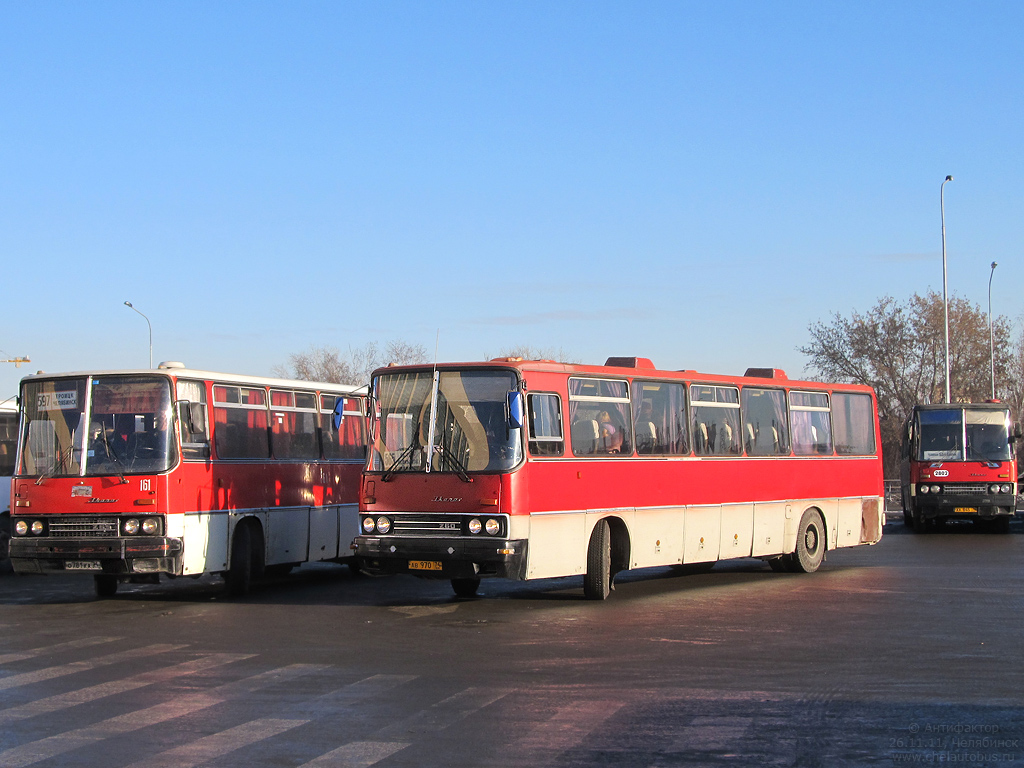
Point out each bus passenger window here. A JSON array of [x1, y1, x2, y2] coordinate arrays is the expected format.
[[528, 393, 563, 456]]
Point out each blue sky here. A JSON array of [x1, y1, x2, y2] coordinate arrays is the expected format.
[[2, 1, 1022, 398]]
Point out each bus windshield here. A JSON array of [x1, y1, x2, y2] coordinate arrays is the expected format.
[[370, 369, 522, 476], [917, 407, 1011, 462], [19, 375, 175, 477]]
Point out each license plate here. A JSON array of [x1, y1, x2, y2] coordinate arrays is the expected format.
[[954, 507, 978, 514], [65, 560, 102, 571], [409, 560, 443, 571]]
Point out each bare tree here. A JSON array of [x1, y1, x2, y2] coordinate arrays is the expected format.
[[275, 340, 429, 386], [488, 345, 581, 364], [801, 290, 1016, 476]]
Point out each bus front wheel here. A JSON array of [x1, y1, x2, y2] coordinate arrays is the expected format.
[[451, 577, 480, 598], [791, 510, 825, 573], [584, 518, 612, 600], [94, 575, 119, 598], [226, 524, 253, 597]]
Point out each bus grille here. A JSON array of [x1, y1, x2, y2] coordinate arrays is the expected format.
[[945, 484, 991, 496], [392, 515, 463, 536], [48, 517, 120, 538]]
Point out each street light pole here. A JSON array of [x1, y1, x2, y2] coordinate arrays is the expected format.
[[988, 261, 998, 400], [124, 301, 153, 369], [940, 175, 953, 403]]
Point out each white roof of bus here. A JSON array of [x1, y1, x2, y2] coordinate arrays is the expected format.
[[18, 365, 366, 395]]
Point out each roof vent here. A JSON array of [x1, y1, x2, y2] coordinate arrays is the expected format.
[[744, 367, 787, 380], [605, 357, 655, 369], [158, 361, 186, 369]]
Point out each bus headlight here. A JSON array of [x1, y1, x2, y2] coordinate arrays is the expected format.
[[31, 520, 44, 535], [14, 520, 28, 536], [123, 519, 140, 535], [1000, 484, 1012, 494], [362, 517, 376, 533], [919, 485, 930, 494], [485, 518, 500, 536], [930, 485, 941, 494], [990, 484, 1000, 494], [141, 518, 159, 535], [468, 518, 482, 535], [376, 516, 392, 534]]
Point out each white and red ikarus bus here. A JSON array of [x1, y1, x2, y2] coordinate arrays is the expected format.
[[899, 402, 1019, 533], [9, 363, 366, 597], [354, 357, 885, 599]]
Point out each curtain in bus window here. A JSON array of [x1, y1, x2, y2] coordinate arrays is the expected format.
[[20, 379, 87, 476], [632, 382, 687, 455], [568, 378, 632, 456], [690, 385, 741, 456], [965, 409, 1012, 461], [528, 393, 563, 456], [213, 405, 270, 459], [832, 393, 876, 456], [741, 388, 789, 456], [432, 372, 521, 471]]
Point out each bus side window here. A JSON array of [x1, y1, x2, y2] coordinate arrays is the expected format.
[[177, 380, 210, 459], [528, 393, 563, 456]]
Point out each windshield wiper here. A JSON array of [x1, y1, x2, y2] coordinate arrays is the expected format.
[[434, 442, 472, 483], [380, 442, 420, 482], [34, 445, 75, 485], [96, 429, 129, 484]]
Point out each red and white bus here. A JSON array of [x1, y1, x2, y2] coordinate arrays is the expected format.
[[9, 363, 366, 597], [354, 356, 885, 599], [899, 402, 1019, 533]]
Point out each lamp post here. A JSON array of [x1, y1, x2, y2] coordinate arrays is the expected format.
[[940, 175, 953, 403], [124, 301, 153, 369], [988, 261, 998, 400]]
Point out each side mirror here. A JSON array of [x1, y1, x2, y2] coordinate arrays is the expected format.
[[1011, 424, 1022, 443], [332, 397, 346, 430], [507, 391, 525, 430]]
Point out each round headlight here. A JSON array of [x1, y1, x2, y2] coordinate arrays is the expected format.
[[362, 517, 376, 533], [919, 485, 930, 494], [485, 518, 500, 536], [468, 518, 482, 535], [1001, 483, 1012, 494], [31, 520, 44, 535], [123, 519, 140, 535], [376, 516, 391, 534], [930, 485, 941, 494], [990, 484, 1000, 494], [141, 518, 159, 535], [14, 520, 28, 536]]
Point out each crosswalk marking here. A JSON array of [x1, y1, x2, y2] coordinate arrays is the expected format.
[[120, 717, 309, 768], [373, 686, 510, 740], [0, 644, 185, 691], [298, 741, 410, 768], [0, 653, 253, 725], [0, 664, 324, 768], [509, 699, 626, 760], [0, 637, 121, 666]]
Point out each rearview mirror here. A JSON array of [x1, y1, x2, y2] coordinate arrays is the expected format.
[[507, 391, 525, 430], [332, 397, 345, 430]]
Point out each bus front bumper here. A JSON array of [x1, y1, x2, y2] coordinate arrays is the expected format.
[[9, 536, 184, 576], [355, 535, 528, 580], [913, 494, 1016, 520]]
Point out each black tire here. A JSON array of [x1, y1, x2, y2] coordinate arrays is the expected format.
[[768, 556, 790, 573], [451, 577, 480, 597], [94, 574, 119, 598], [264, 563, 294, 578], [911, 509, 929, 533], [791, 509, 826, 573], [584, 518, 612, 600], [226, 523, 253, 597], [902, 510, 912, 527]]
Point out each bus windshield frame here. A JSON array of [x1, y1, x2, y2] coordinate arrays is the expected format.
[[916, 407, 1012, 463], [368, 368, 523, 476], [18, 375, 176, 478]]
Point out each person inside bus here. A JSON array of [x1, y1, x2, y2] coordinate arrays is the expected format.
[[598, 410, 624, 454], [128, 409, 172, 465]]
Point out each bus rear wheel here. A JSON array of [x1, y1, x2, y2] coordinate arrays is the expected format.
[[451, 577, 480, 598], [584, 518, 612, 600], [791, 510, 825, 573]]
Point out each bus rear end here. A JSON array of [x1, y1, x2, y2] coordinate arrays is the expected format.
[[900, 403, 1019, 532]]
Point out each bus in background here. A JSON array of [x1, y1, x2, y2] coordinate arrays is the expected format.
[[1, 398, 17, 573], [354, 356, 884, 599], [899, 402, 1019, 533], [9, 363, 366, 597]]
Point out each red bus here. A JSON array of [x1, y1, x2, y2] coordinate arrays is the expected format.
[[899, 402, 1019, 533], [354, 356, 885, 599], [9, 363, 366, 597]]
